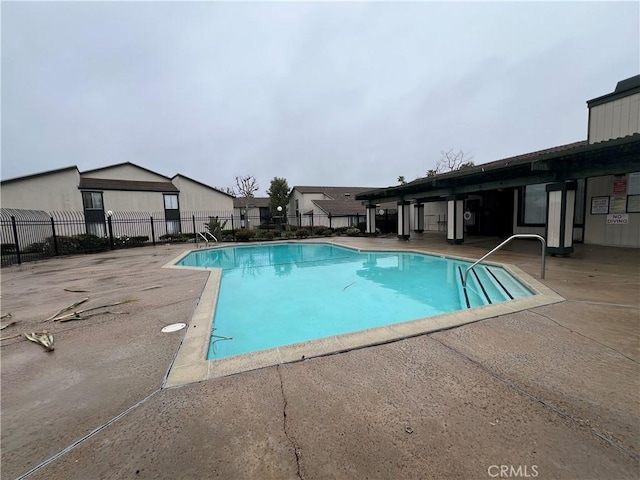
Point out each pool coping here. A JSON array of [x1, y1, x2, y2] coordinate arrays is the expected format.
[[161, 240, 565, 388]]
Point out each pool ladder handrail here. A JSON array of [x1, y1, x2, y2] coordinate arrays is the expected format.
[[197, 231, 218, 247], [462, 234, 546, 288]]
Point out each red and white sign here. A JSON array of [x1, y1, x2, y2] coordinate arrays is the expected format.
[[613, 177, 627, 195]]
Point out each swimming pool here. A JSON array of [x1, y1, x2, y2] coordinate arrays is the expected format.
[[176, 242, 532, 360]]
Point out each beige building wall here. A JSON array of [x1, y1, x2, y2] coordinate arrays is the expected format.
[[584, 174, 640, 247], [1, 169, 83, 211], [288, 190, 325, 216], [83, 164, 169, 182], [589, 92, 640, 144], [172, 176, 233, 213], [102, 190, 166, 214]]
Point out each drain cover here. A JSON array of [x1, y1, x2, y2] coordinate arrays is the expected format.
[[161, 323, 187, 333]]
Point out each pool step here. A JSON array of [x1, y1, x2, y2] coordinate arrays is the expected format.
[[458, 265, 525, 309]]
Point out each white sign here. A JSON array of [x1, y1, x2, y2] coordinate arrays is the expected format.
[[590, 196, 609, 214], [628, 172, 640, 195], [607, 214, 628, 225]]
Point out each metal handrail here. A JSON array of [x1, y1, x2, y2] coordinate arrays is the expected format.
[[462, 234, 546, 287]]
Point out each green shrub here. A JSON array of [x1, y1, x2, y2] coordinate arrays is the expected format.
[[220, 229, 237, 236], [296, 228, 310, 239], [263, 231, 276, 240], [253, 230, 265, 240], [23, 242, 51, 255], [75, 234, 109, 252], [284, 231, 295, 239], [1, 243, 16, 253], [48, 235, 82, 254], [159, 233, 193, 243], [312, 226, 329, 235], [235, 229, 255, 242], [345, 227, 361, 237]]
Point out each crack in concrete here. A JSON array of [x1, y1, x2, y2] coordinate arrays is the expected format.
[[530, 309, 637, 364], [277, 365, 303, 480], [430, 335, 640, 463]]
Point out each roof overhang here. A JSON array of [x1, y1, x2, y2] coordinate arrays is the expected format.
[[356, 135, 640, 204]]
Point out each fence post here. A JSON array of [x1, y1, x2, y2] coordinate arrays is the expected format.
[[11, 216, 21, 265], [310, 212, 314, 230], [192, 215, 197, 245], [329, 213, 332, 229], [107, 216, 114, 250], [150, 216, 156, 247], [50, 217, 59, 254]]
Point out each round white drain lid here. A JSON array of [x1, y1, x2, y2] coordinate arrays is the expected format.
[[161, 323, 187, 333]]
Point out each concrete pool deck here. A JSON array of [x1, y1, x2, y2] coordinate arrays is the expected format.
[[1, 233, 638, 479]]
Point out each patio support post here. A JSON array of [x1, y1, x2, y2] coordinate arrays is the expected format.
[[414, 203, 424, 233], [545, 181, 576, 256], [366, 205, 377, 234], [446, 195, 465, 244], [397, 200, 411, 240]]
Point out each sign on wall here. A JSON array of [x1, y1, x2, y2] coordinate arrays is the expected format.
[[590, 196, 609, 214], [627, 195, 640, 213], [607, 214, 629, 225], [610, 196, 627, 214], [628, 172, 640, 195], [613, 176, 628, 195]]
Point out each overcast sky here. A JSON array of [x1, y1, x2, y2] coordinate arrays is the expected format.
[[2, 1, 638, 195]]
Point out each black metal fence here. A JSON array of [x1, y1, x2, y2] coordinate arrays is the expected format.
[[0, 208, 401, 267]]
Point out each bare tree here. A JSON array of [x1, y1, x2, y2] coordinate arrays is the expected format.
[[427, 149, 475, 177], [235, 175, 259, 228], [216, 186, 236, 196]]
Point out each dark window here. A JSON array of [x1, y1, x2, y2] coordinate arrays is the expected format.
[[82, 191, 104, 210], [163, 194, 181, 234], [521, 183, 548, 225]]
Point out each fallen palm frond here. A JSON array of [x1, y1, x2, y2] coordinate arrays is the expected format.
[[0, 320, 18, 330], [0, 332, 23, 341], [140, 285, 163, 291], [53, 299, 137, 322], [46, 298, 90, 321], [58, 310, 129, 322], [1, 312, 12, 320], [64, 288, 90, 293], [24, 331, 54, 351]]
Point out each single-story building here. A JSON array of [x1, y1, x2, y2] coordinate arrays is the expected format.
[[232, 197, 272, 229], [356, 75, 640, 250], [288, 186, 396, 231]]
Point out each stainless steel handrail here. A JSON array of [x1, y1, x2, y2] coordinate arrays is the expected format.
[[462, 234, 546, 287]]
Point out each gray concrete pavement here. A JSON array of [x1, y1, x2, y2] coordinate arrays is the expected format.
[[1, 235, 638, 479]]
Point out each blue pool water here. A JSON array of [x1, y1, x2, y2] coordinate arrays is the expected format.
[[177, 243, 532, 359]]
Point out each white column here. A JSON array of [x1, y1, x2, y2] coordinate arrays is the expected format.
[[397, 201, 411, 240], [366, 205, 377, 234], [545, 182, 576, 256], [446, 196, 465, 244]]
